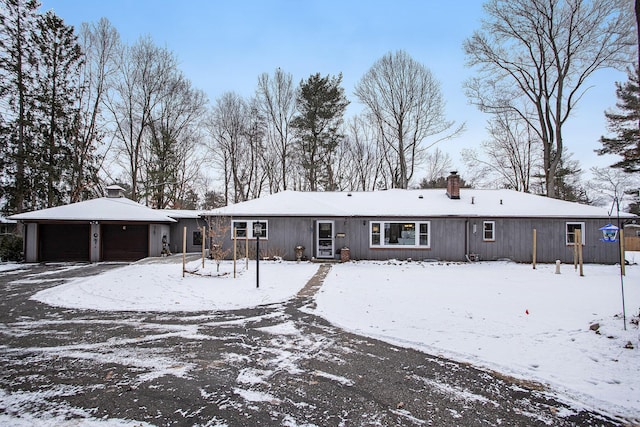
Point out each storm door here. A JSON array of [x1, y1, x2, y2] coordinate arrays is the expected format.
[[316, 220, 334, 259]]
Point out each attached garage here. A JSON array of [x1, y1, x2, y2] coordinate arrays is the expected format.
[[39, 223, 90, 262], [9, 186, 176, 263], [102, 224, 149, 261]]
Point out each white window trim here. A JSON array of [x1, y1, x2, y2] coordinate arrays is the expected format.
[[369, 220, 430, 248], [566, 221, 585, 245], [483, 221, 495, 242], [231, 220, 268, 240]]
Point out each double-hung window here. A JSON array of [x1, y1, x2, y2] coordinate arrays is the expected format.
[[483, 221, 495, 242], [231, 220, 268, 239], [566, 222, 585, 245], [370, 221, 430, 248]]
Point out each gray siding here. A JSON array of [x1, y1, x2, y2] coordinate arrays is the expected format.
[[149, 224, 171, 257], [468, 218, 619, 264], [206, 215, 622, 264], [216, 216, 316, 261], [24, 223, 38, 263], [169, 218, 207, 254], [90, 222, 100, 262]]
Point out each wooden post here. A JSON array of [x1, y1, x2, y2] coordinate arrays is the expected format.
[[532, 228, 537, 269], [233, 227, 237, 279], [577, 229, 584, 277], [245, 233, 249, 269], [201, 226, 206, 268], [620, 229, 625, 276], [182, 226, 187, 278], [573, 232, 578, 271]]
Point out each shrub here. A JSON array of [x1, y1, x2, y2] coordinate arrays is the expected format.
[[0, 235, 23, 262]]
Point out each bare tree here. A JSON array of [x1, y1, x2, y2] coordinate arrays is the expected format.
[[72, 18, 120, 202], [341, 115, 387, 191], [105, 36, 176, 201], [422, 147, 454, 184], [207, 92, 264, 204], [587, 166, 639, 208], [354, 50, 464, 189], [142, 72, 208, 208], [256, 68, 297, 192], [207, 216, 230, 273], [464, 0, 631, 198], [462, 111, 540, 191]]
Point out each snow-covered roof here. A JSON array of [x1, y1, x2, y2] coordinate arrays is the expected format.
[[159, 209, 203, 219], [0, 216, 16, 224], [202, 189, 636, 219], [8, 197, 177, 223]]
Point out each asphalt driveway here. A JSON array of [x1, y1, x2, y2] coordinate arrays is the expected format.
[[0, 262, 626, 426]]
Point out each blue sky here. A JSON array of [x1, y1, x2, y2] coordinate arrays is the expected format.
[[39, 0, 627, 177]]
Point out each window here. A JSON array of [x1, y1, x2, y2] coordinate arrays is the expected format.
[[566, 222, 585, 245], [370, 221, 430, 248], [483, 221, 495, 241], [231, 220, 268, 239], [232, 221, 248, 238], [193, 231, 202, 246], [371, 222, 381, 245]]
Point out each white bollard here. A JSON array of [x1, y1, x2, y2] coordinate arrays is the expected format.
[[555, 260, 561, 274]]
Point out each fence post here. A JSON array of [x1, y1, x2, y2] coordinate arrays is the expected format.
[[577, 229, 584, 277], [182, 226, 187, 278], [532, 228, 537, 269], [201, 226, 206, 268]]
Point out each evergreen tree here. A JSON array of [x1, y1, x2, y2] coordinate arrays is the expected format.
[[0, 0, 40, 213], [32, 10, 83, 208], [291, 73, 348, 191], [597, 68, 640, 173], [418, 176, 468, 189]]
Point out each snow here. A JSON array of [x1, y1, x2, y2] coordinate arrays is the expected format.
[[0, 387, 155, 427], [32, 259, 318, 312], [8, 197, 176, 222], [159, 208, 203, 219], [202, 189, 633, 219], [0, 263, 25, 272], [19, 257, 640, 421], [313, 260, 640, 421]]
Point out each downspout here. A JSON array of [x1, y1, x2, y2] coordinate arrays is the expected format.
[[465, 219, 470, 262]]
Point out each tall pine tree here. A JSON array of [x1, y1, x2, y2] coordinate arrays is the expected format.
[[597, 68, 640, 173], [0, 0, 39, 214], [32, 10, 83, 208], [291, 73, 348, 191]]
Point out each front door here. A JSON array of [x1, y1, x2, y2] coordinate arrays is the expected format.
[[316, 220, 334, 259]]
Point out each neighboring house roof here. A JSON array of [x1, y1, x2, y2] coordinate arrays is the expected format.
[[0, 216, 16, 224], [202, 189, 635, 219], [159, 209, 203, 219], [8, 197, 177, 223]]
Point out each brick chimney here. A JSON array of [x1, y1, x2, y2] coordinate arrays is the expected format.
[[446, 171, 460, 199]]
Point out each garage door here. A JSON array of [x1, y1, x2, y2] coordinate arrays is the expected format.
[[102, 224, 148, 261], [39, 224, 90, 262]]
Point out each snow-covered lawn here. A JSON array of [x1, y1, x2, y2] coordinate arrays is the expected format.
[[314, 260, 640, 421], [29, 257, 640, 421], [33, 259, 319, 312], [0, 262, 26, 272]]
